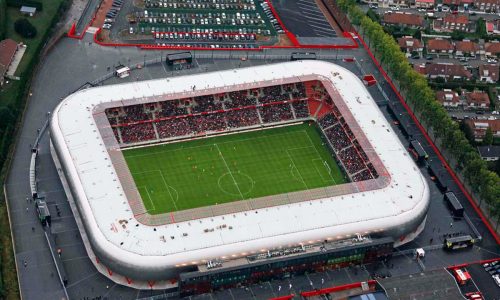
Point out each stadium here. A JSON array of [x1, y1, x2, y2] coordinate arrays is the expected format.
[[50, 60, 430, 292]]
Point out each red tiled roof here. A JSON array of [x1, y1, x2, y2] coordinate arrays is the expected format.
[[398, 37, 423, 50], [436, 90, 460, 104], [443, 14, 469, 25], [474, 0, 498, 5], [0, 39, 18, 76], [485, 42, 500, 54], [416, 0, 435, 3], [479, 64, 499, 82], [443, 0, 473, 4], [455, 40, 479, 53], [466, 119, 500, 132], [383, 13, 424, 27], [465, 91, 490, 106], [417, 63, 473, 78], [427, 39, 454, 51]]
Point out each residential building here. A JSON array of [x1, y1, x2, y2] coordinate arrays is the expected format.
[[465, 119, 500, 141], [426, 38, 454, 57], [485, 20, 500, 35], [477, 145, 500, 161], [442, 14, 470, 32], [414, 63, 473, 81], [455, 40, 480, 58], [415, 0, 435, 8], [474, 0, 498, 12], [479, 64, 499, 83], [0, 39, 19, 86], [382, 12, 425, 28], [398, 37, 424, 57], [465, 91, 490, 109], [436, 89, 461, 107], [485, 42, 500, 58], [443, 0, 473, 7]]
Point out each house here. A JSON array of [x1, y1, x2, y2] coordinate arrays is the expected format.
[[383, 12, 424, 28], [442, 14, 470, 32], [426, 38, 454, 57], [415, 0, 435, 8], [454, 40, 480, 58], [474, 0, 498, 12], [477, 145, 500, 161], [465, 119, 500, 141], [398, 37, 424, 57], [464, 91, 490, 109], [414, 63, 473, 81], [20, 6, 36, 17], [0, 39, 19, 86], [485, 42, 500, 58], [443, 0, 473, 7], [485, 19, 500, 35], [436, 89, 461, 107], [479, 64, 499, 83]]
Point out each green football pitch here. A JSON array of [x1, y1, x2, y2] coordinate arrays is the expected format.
[[123, 122, 347, 214]]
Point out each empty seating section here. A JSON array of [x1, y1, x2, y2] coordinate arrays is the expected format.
[[105, 80, 379, 182]]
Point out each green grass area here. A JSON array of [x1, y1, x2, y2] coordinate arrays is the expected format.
[[123, 123, 346, 214]]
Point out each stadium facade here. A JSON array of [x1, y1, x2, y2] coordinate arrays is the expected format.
[[50, 61, 430, 290]]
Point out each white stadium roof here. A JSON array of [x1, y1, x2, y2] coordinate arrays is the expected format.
[[50, 60, 429, 281]]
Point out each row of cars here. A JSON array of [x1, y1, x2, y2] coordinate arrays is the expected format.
[[103, 0, 125, 29], [260, 1, 283, 34], [140, 11, 266, 27], [153, 42, 258, 49], [144, 0, 257, 10], [483, 260, 500, 287], [154, 31, 256, 42]]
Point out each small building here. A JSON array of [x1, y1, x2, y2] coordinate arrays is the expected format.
[[477, 145, 500, 161], [465, 91, 490, 109], [436, 89, 461, 107], [0, 39, 19, 86], [427, 38, 454, 57], [465, 119, 500, 141], [484, 42, 500, 58], [474, 0, 498, 12], [398, 37, 423, 58], [414, 63, 472, 81], [415, 0, 435, 8], [443, 0, 473, 7], [454, 40, 479, 58], [20, 6, 37, 17], [382, 12, 424, 28], [479, 64, 499, 83], [485, 20, 500, 35], [439, 14, 470, 32]]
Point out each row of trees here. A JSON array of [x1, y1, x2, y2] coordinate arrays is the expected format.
[[335, 0, 500, 222]]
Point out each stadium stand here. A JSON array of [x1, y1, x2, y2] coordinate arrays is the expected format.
[[105, 81, 379, 182]]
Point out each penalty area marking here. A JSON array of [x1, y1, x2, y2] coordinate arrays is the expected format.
[[138, 186, 156, 212]]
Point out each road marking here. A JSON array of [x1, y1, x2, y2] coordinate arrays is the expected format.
[[215, 143, 245, 200]]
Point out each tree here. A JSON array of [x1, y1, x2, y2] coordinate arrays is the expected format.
[[476, 18, 487, 39], [14, 18, 37, 38], [483, 127, 494, 145]]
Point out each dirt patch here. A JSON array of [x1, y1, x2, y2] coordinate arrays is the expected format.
[[93, 0, 115, 28], [133, 0, 145, 9], [275, 34, 294, 47]]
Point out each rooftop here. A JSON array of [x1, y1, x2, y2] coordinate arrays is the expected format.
[[465, 91, 490, 106], [50, 61, 429, 276], [0, 39, 18, 77], [477, 145, 500, 159], [427, 38, 454, 51], [383, 12, 424, 27], [479, 64, 499, 82]]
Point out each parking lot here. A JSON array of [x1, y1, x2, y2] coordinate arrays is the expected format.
[[98, 0, 289, 49], [466, 261, 500, 300]]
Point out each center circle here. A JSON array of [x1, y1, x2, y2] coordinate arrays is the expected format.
[[217, 172, 254, 196]]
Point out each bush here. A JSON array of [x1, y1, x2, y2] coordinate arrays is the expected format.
[[14, 18, 37, 38]]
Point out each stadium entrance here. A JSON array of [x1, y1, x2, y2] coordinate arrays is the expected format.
[[178, 237, 394, 297]]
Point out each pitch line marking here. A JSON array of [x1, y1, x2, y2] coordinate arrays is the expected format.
[[286, 150, 309, 190], [214, 143, 245, 201], [303, 131, 337, 185], [139, 186, 156, 212], [159, 170, 179, 211]]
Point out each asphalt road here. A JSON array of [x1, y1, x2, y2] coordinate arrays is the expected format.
[[3, 32, 500, 300]]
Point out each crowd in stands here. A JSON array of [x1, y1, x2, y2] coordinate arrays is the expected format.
[[105, 80, 379, 182]]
